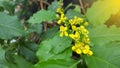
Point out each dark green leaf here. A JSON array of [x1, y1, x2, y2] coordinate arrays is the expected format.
[[41, 26, 58, 40], [18, 42, 38, 63], [27, 23, 43, 34], [0, 12, 25, 39], [0, 0, 15, 14], [8, 55, 33, 68], [0, 45, 9, 68]]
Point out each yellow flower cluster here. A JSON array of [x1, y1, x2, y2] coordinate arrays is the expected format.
[[56, 7, 67, 25], [56, 7, 93, 56]]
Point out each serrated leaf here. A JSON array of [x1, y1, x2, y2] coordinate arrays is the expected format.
[[86, 0, 120, 26], [35, 33, 80, 68], [28, 10, 56, 24], [47, 1, 59, 12], [85, 42, 120, 68], [0, 12, 25, 39], [36, 33, 72, 62], [89, 25, 120, 45]]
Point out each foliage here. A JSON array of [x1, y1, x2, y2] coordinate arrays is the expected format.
[[86, 0, 120, 26], [0, 0, 120, 68], [28, 10, 56, 24], [0, 12, 25, 39]]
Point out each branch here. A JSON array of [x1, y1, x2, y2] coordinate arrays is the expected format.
[[39, 0, 44, 9], [43, 1, 50, 6], [79, 0, 86, 14]]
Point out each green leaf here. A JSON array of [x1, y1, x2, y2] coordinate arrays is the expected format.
[[0, 0, 4, 6], [35, 33, 80, 68], [86, 0, 120, 26], [89, 25, 120, 45], [34, 59, 78, 68], [27, 23, 43, 34], [0, 12, 25, 39], [47, 1, 59, 12], [85, 41, 120, 68], [0, 0, 15, 14], [0, 45, 9, 68], [41, 26, 58, 40], [66, 5, 83, 19], [74, 5, 81, 13], [18, 42, 38, 63], [8, 55, 33, 68], [36, 33, 72, 62], [28, 10, 56, 24]]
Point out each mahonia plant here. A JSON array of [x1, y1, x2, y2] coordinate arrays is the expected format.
[[56, 7, 93, 56]]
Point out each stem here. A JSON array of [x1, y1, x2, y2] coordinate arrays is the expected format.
[[43, 1, 50, 6], [69, 59, 82, 68], [39, 0, 43, 9], [79, 0, 86, 14]]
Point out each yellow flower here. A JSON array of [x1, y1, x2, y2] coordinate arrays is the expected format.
[[82, 49, 89, 54], [56, 14, 60, 19], [84, 45, 90, 50], [84, 22, 88, 26], [77, 18, 84, 23], [79, 26, 89, 35], [69, 31, 80, 41], [79, 26, 85, 29], [56, 7, 63, 14], [82, 45, 90, 54], [56, 12, 93, 56], [73, 16, 84, 25], [72, 46, 76, 51], [88, 50, 93, 56], [72, 25, 77, 31], [76, 49, 82, 54], [69, 19, 74, 25], [82, 37, 90, 44], [60, 26, 68, 37], [57, 13, 67, 24], [75, 42, 84, 48], [57, 20, 61, 24]]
